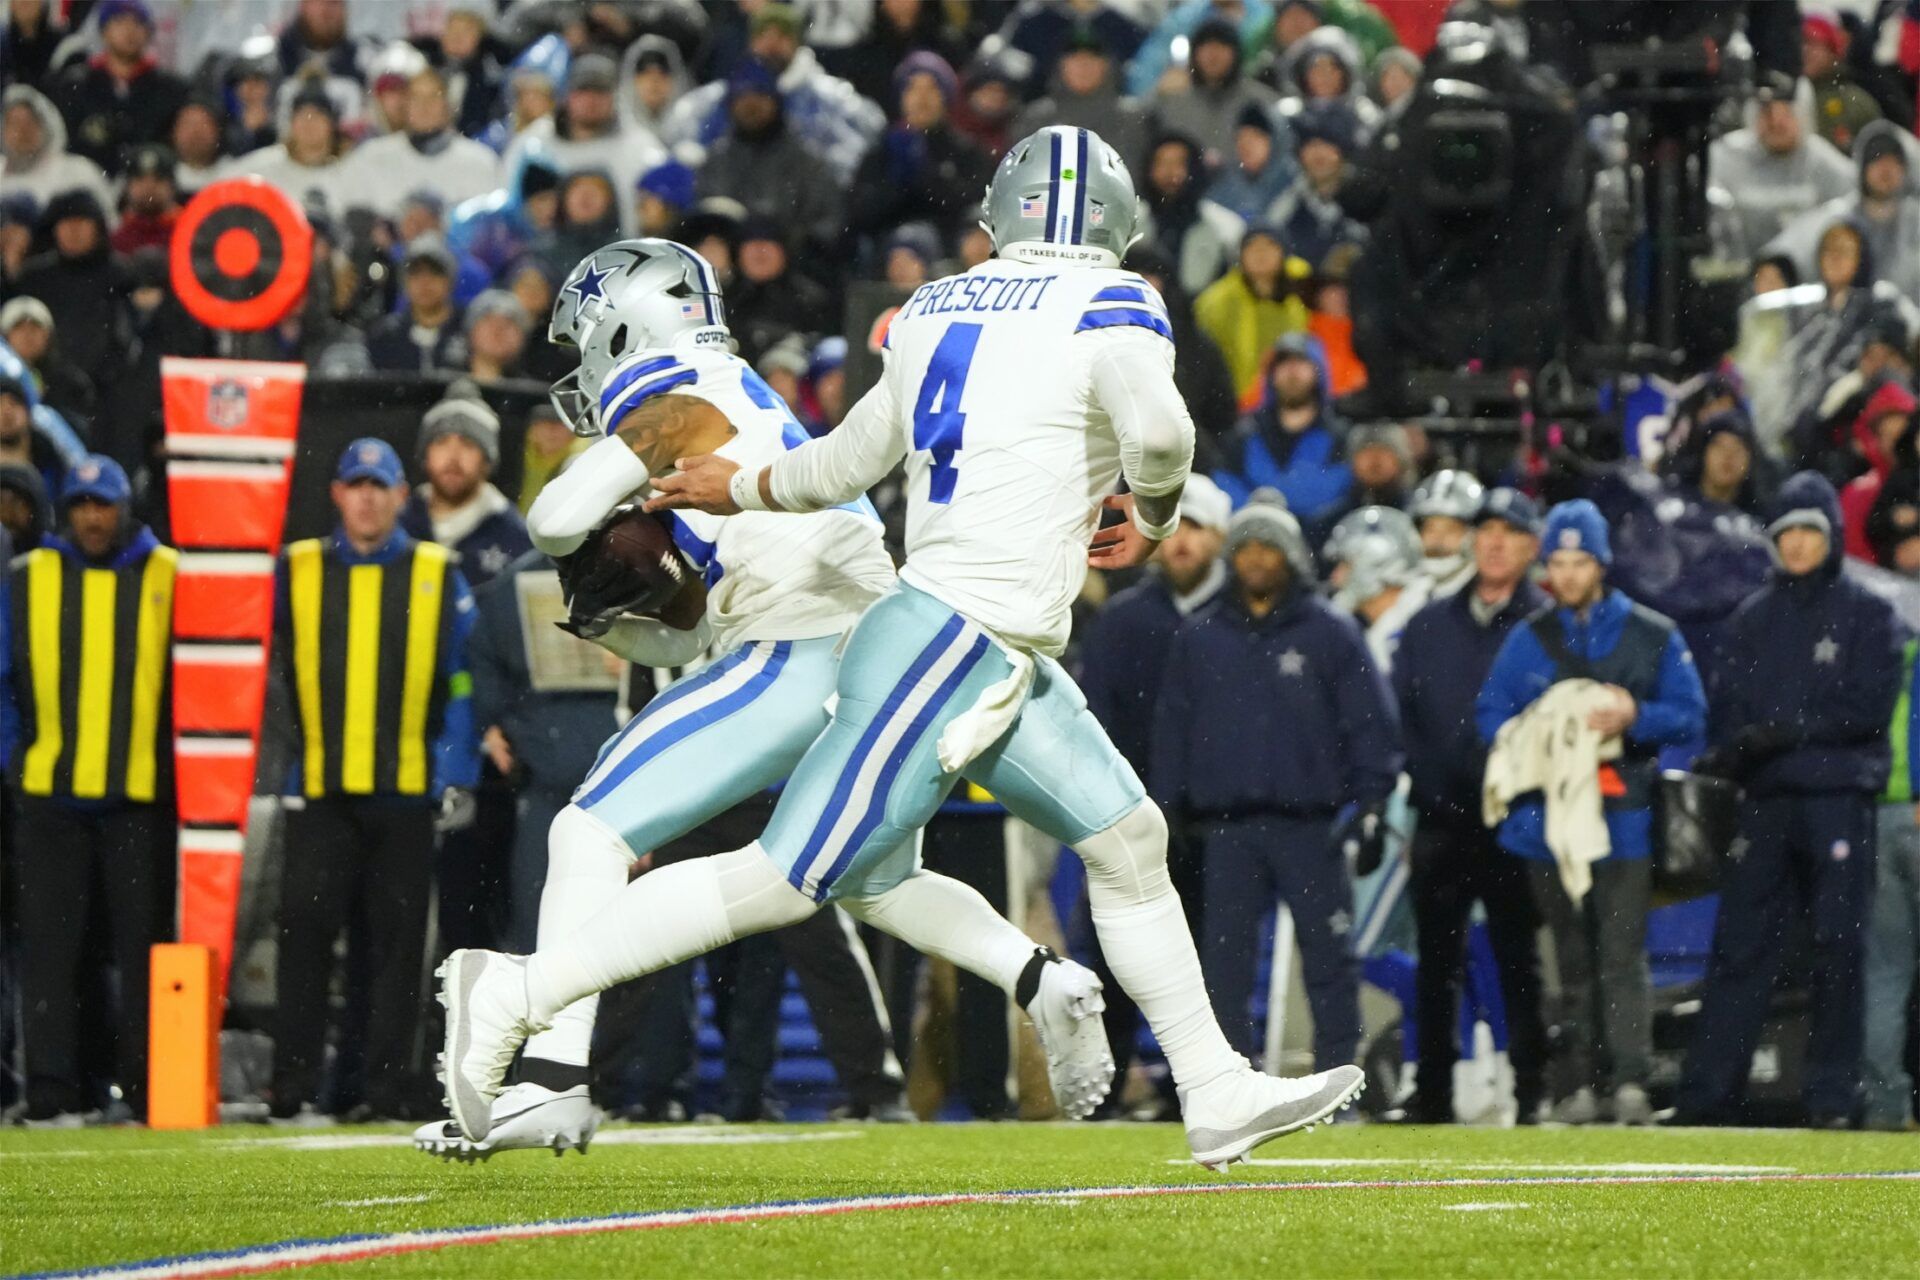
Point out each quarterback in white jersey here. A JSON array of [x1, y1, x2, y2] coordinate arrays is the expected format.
[[416, 240, 1113, 1159], [438, 137, 1364, 1171]]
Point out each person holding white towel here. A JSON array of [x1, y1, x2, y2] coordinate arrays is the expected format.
[[1474, 500, 1707, 1126]]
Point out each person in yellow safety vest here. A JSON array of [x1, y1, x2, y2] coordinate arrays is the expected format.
[[1, 454, 177, 1125], [267, 437, 479, 1123]]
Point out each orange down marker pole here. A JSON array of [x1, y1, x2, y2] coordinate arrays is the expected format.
[[149, 943, 220, 1129]]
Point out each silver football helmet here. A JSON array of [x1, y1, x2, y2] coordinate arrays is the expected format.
[[1326, 506, 1421, 609], [983, 126, 1142, 269], [548, 238, 729, 437], [1410, 469, 1486, 524]]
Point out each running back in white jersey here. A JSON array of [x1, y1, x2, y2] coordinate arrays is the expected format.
[[878, 258, 1177, 655], [597, 345, 896, 651]]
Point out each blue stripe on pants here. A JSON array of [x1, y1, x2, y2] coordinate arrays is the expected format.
[[811, 631, 991, 900], [576, 642, 789, 809], [787, 615, 966, 894]]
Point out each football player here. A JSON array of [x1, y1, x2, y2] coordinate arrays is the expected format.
[[411, 239, 1112, 1158]]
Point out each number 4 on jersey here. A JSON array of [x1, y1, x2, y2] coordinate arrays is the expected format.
[[912, 322, 982, 503]]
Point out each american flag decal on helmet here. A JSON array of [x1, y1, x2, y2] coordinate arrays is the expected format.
[[1020, 197, 1044, 217], [680, 302, 704, 319]]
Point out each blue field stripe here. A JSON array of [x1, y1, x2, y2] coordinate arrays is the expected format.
[[598, 356, 683, 417], [812, 631, 990, 899], [577, 642, 790, 808], [1090, 285, 1152, 305], [788, 615, 967, 894], [605, 368, 699, 426], [1069, 129, 1088, 243], [1075, 308, 1173, 339]]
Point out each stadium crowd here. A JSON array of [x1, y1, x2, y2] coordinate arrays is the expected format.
[[2, 0, 1919, 1137]]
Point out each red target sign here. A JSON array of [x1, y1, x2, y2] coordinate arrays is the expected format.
[[169, 178, 314, 331]]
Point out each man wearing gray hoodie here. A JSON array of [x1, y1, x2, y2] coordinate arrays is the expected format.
[[1765, 121, 1920, 303], [0, 87, 115, 217], [1710, 92, 1856, 261]]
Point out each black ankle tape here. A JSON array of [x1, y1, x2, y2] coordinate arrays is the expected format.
[[1015, 946, 1058, 1010], [518, 1057, 591, 1091]]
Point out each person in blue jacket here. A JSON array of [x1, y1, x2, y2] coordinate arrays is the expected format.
[[1392, 488, 1550, 1124], [1078, 474, 1232, 1103], [1153, 491, 1403, 1068], [1678, 471, 1907, 1127], [1213, 333, 1353, 541], [1475, 499, 1706, 1125]]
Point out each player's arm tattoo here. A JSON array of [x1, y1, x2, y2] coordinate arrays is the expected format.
[[612, 393, 735, 474]]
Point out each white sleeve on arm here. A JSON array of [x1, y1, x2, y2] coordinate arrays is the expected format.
[[1088, 328, 1195, 499], [526, 434, 652, 557], [596, 613, 714, 669], [763, 366, 907, 513]]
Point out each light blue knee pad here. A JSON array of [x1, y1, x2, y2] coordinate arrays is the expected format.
[[571, 635, 841, 855], [761, 585, 1145, 903]]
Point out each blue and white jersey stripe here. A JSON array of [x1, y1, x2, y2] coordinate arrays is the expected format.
[[599, 353, 697, 426], [574, 640, 791, 808], [787, 614, 991, 900], [1075, 276, 1172, 340]]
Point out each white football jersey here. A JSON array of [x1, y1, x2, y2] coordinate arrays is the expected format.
[[596, 345, 896, 653], [877, 258, 1179, 655]]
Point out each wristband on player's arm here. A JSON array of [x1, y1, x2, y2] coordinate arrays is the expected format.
[[729, 464, 774, 513]]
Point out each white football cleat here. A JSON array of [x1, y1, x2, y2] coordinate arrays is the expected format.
[[1181, 1064, 1366, 1171], [412, 1083, 598, 1162], [437, 949, 536, 1142], [1022, 951, 1115, 1121]]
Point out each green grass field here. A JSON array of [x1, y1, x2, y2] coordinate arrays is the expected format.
[[5, 1121, 1920, 1278]]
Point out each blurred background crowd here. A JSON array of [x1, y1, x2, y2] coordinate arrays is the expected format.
[[4, 0, 1920, 1137]]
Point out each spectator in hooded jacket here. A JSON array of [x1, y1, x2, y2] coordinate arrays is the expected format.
[[1206, 102, 1297, 223], [503, 54, 665, 235], [1268, 24, 1381, 134], [1840, 381, 1916, 561], [0, 86, 116, 218], [1214, 332, 1350, 531], [1266, 100, 1366, 270], [49, 0, 187, 176], [1195, 224, 1313, 403], [366, 237, 468, 374], [1475, 500, 1706, 1126], [1247, 0, 1401, 91], [1137, 132, 1246, 297], [227, 86, 357, 222], [448, 141, 560, 284], [948, 43, 1026, 161], [1392, 488, 1550, 1124], [847, 52, 994, 252], [1681, 473, 1907, 1127], [619, 35, 691, 147], [108, 144, 180, 257], [273, 0, 378, 134], [663, 3, 885, 185], [1148, 15, 1280, 165], [168, 97, 226, 196], [1011, 23, 1150, 181], [1153, 492, 1402, 1068], [696, 59, 846, 263], [1767, 123, 1920, 304], [13, 191, 126, 405], [434, 3, 507, 140]]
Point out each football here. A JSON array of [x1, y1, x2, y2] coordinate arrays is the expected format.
[[597, 506, 705, 628]]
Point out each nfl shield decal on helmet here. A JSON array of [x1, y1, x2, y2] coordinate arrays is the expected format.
[[207, 380, 249, 429]]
